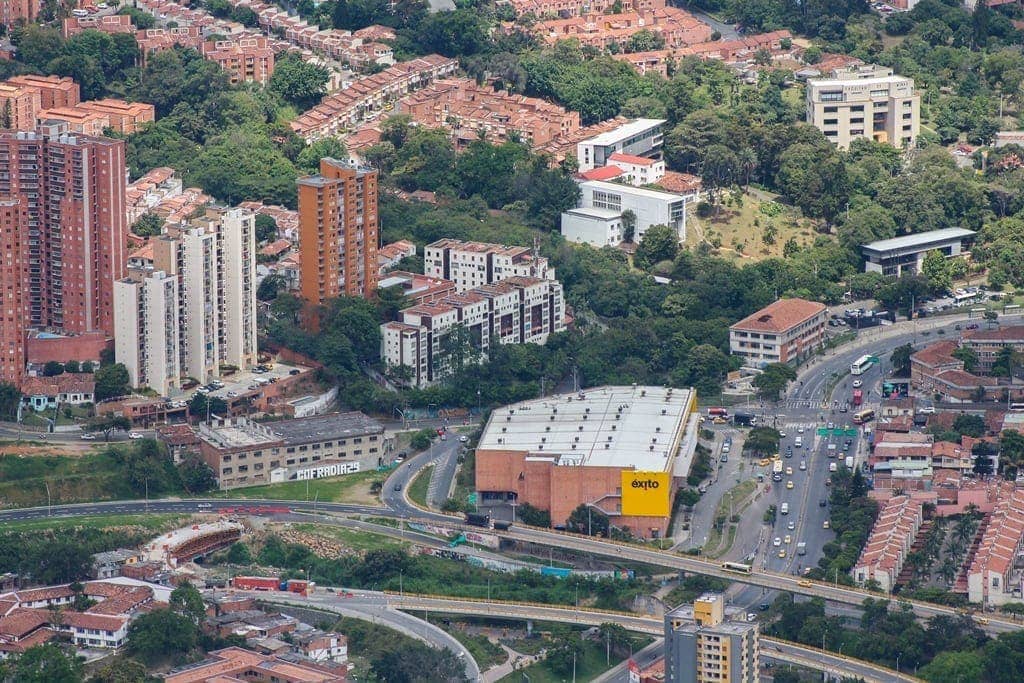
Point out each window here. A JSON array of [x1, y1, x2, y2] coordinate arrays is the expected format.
[[819, 90, 843, 102]]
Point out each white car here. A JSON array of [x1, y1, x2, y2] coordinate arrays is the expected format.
[[797, 426, 805, 434], [918, 406, 936, 414], [459, 435, 468, 443], [799, 461, 806, 471], [779, 430, 787, 438], [80, 433, 96, 440], [129, 432, 144, 440], [787, 521, 796, 530], [852, 379, 863, 388], [773, 537, 782, 547]]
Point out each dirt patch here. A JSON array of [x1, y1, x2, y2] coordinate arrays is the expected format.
[[0, 442, 92, 457]]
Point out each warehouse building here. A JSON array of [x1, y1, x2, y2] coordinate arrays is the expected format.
[[475, 385, 700, 538]]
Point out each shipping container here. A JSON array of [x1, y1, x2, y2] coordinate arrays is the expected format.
[[231, 576, 281, 591]]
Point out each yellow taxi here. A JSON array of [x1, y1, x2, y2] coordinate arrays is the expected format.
[[786, 480, 794, 489], [823, 520, 830, 529], [778, 549, 787, 558], [759, 458, 771, 467], [785, 467, 793, 476], [797, 580, 812, 587]]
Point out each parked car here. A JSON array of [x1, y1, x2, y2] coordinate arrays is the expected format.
[[80, 433, 96, 440], [128, 432, 144, 440]]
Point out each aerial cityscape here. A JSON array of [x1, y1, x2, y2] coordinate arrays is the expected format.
[[1, 0, 1024, 680]]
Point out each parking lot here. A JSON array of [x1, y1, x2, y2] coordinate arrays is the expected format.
[[195, 362, 307, 402]]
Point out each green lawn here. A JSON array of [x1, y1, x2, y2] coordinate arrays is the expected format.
[[433, 619, 508, 670], [0, 450, 136, 508], [407, 465, 433, 508], [208, 469, 387, 505], [0, 513, 186, 532]]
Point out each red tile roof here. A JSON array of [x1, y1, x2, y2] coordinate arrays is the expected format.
[[608, 152, 655, 166], [578, 165, 624, 182], [20, 373, 95, 397], [730, 298, 826, 334], [910, 340, 959, 368]]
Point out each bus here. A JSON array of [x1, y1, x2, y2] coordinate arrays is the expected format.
[[721, 561, 753, 574], [1010, 403, 1024, 412], [953, 290, 981, 307], [852, 389, 863, 407], [850, 355, 873, 375], [772, 460, 784, 474], [853, 409, 875, 424]]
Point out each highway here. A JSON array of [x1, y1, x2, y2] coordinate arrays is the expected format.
[[254, 590, 922, 683]]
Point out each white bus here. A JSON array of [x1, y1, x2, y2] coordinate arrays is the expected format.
[[850, 355, 873, 375], [721, 561, 753, 574]]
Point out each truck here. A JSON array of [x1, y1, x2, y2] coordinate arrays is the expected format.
[[492, 520, 512, 531], [231, 576, 281, 591], [732, 411, 756, 427], [797, 542, 807, 556], [852, 389, 863, 407], [845, 455, 855, 469], [465, 512, 491, 528], [707, 407, 729, 417]]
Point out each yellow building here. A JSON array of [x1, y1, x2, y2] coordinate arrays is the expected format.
[[664, 593, 758, 683]]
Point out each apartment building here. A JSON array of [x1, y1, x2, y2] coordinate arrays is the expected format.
[[531, 7, 711, 53], [506, 0, 664, 16], [195, 412, 387, 489], [0, 0, 39, 27], [0, 83, 40, 130], [961, 326, 1024, 375], [62, 14, 134, 38], [202, 36, 275, 86], [381, 276, 565, 387], [574, 179, 690, 242], [576, 118, 665, 172], [0, 124, 127, 389], [297, 157, 379, 304], [36, 106, 108, 136], [806, 64, 919, 149], [852, 495, 923, 592], [135, 27, 204, 66], [560, 207, 624, 248], [378, 239, 416, 273], [289, 55, 458, 142], [664, 593, 759, 683], [396, 77, 580, 149], [114, 207, 257, 393], [424, 239, 554, 292], [378, 270, 457, 305], [75, 99, 155, 134], [728, 298, 828, 368], [4, 75, 79, 110]]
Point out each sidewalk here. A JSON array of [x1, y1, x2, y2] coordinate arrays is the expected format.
[[483, 644, 542, 682]]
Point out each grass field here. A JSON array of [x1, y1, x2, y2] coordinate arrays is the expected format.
[[209, 469, 387, 505], [407, 465, 433, 508], [685, 190, 820, 262], [0, 450, 135, 508], [434, 621, 508, 670], [0, 513, 186, 532]]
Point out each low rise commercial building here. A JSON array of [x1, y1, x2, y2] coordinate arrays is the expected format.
[[664, 593, 759, 683], [728, 298, 828, 367], [571, 179, 690, 243], [852, 495, 923, 592], [424, 239, 555, 292], [806, 64, 919, 149], [911, 339, 1024, 404], [195, 412, 388, 490], [861, 228, 976, 277], [382, 276, 565, 387], [576, 118, 665, 172], [560, 207, 624, 248], [475, 385, 699, 538]]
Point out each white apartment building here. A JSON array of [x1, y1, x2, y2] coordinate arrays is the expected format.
[[115, 207, 257, 394], [606, 152, 665, 186], [576, 118, 666, 172], [806, 65, 919, 149], [728, 297, 828, 367], [574, 179, 690, 242], [382, 276, 565, 387], [560, 207, 623, 248], [423, 239, 554, 292]]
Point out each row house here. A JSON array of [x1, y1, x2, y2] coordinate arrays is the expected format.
[[852, 495, 923, 593], [967, 488, 1024, 605], [3, 75, 79, 110], [382, 276, 565, 387], [611, 30, 794, 76], [290, 55, 457, 141], [504, 0, 665, 18], [530, 7, 711, 51], [136, 27, 204, 66], [396, 77, 580, 149]]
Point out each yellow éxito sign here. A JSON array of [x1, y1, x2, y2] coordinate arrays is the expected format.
[[620, 471, 670, 517]]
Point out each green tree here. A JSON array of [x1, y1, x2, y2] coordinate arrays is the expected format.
[[126, 609, 198, 665], [225, 542, 253, 564], [952, 346, 979, 373], [296, 138, 347, 174], [257, 274, 286, 302], [992, 346, 1021, 379], [776, 142, 849, 222], [626, 29, 664, 53], [516, 502, 551, 527], [953, 413, 985, 438], [743, 427, 781, 456], [410, 428, 435, 451], [0, 382, 22, 420], [118, 7, 156, 29], [42, 361, 64, 377], [269, 53, 330, 110], [132, 213, 164, 238], [621, 209, 637, 243], [187, 392, 228, 420], [921, 250, 953, 294], [635, 224, 680, 269], [169, 581, 205, 623], [891, 343, 914, 377], [94, 363, 131, 400], [753, 363, 797, 400], [177, 457, 217, 493], [918, 650, 985, 683], [5, 644, 83, 683], [567, 503, 609, 536], [84, 414, 133, 441], [254, 214, 278, 243], [86, 656, 157, 683]]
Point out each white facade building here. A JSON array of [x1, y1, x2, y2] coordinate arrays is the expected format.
[[576, 118, 666, 172], [606, 152, 666, 186], [382, 276, 565, 388], [423, 239, 554, 292], [115, 207, 257, 394], [560, 207, 623, 248], [575, 179, 690, 242]]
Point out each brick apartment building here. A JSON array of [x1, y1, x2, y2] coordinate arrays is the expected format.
[[0, 83, 41, 131], [0, 124, 127, 389], [0, 0, 39, 27], [852, 495, 923, 592], [75, 99, 155, 134], [911, 337, 1024, 404], [396, 78, 580, 149], [36, 106, 109, 136], [202, 36, 275, 86], [62, 14, 134, 38], [297, 157, 379, 303], [4, 74, 80, 110], [728, 298, 828, 367], [136, 27, 204, 66]]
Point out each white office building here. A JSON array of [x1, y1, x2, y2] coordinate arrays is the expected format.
[[576, 118, 666, 172], [571, 179, 690, 243], [115, 207, 257, 394], [560, 207, 624, 248]]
